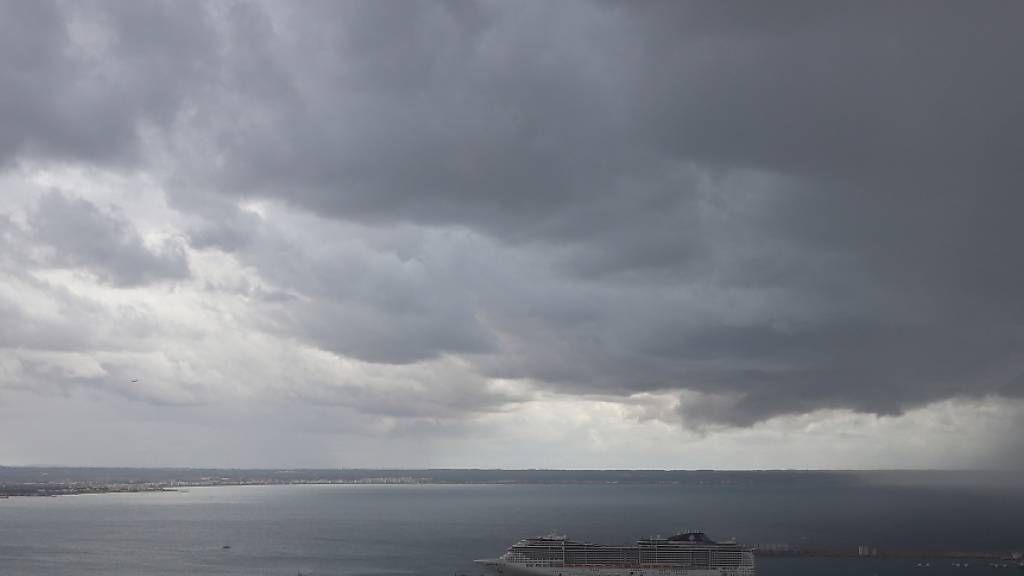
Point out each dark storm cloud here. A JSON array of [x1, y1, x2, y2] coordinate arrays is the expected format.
[[171, 1, 651, 242], [27, 192, 190, 286], [3, 0, 1024, 427], [643, 2, 1024, 187]]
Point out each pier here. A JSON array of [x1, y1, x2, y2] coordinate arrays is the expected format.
[[755, 546, 1021, 561]]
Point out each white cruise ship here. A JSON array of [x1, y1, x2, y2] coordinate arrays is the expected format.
[[476, 531, 755, 576]]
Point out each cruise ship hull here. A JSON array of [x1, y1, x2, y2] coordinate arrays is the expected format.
[[475, 560, 755, 576], [476, 531, 755, 576]]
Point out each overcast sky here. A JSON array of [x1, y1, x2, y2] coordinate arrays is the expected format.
[[1, 0, 1022, 469]]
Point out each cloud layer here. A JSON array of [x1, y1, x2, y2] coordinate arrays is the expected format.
[[1, 0, 1022, 467]]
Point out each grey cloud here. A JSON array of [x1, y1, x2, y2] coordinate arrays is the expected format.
[[293, 300, 495, 365], [3, 0, 1024, 429], [0, 291, 96, 352], [0, 249, 189, 406], [28, 192, 189, 286], [288, 364, 518, 423], [0, 0, 216, 167], [221, 214, 499, 364], [669, 322, 1024, 426], [0, 264, 159, 353], [0, 353, 185, 406]]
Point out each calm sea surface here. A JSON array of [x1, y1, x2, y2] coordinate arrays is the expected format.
[[2, 477, 1023, 575]]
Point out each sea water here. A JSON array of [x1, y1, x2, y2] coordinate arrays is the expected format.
[[1, 475, 1022, 575]]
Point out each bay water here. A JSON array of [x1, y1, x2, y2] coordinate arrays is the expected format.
[[1, 474, 1022, 575]]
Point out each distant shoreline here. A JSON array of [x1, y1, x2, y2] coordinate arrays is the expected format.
[[0, 485, 180, 498], [0, 477, 705, 499], [3, 467, 1022, 499]]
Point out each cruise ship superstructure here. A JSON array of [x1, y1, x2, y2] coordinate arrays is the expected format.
[[477, 531, 755, 576]]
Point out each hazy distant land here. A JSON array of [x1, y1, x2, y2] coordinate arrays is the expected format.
[[2, 467, 1019, 498]]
